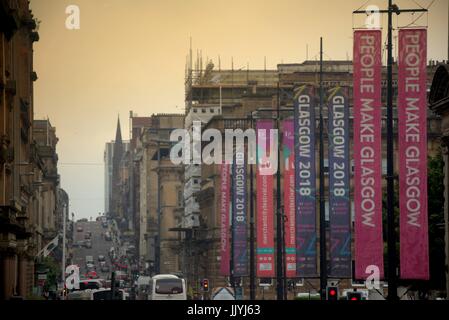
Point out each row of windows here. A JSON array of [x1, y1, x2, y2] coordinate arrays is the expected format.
[[192, 107, 218, 114]]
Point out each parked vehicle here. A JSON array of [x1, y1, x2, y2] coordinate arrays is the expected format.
[[76, 226, 83, 232], [98, 255, 105, 262]]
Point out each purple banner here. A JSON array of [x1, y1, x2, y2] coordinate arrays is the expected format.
[[328, 87, 352, 278], [293, 85, 317, 277], [233, 151, 248, 276]]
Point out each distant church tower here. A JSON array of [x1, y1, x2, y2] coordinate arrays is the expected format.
[[110, 116, 124, 219]]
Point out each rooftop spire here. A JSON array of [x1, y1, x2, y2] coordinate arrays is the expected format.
[[115, 115, 122, 143]]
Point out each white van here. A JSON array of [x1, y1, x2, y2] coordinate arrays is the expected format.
[[148, 274, 187, 300]]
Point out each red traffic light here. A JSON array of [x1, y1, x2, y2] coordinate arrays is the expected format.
[[326, 286, 338, 300]]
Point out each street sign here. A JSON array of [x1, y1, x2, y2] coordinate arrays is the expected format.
[[38, 274, 47, 280]]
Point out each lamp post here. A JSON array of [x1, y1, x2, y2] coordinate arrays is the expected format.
[[318, 36, 327, 300], [275, 83, 285, 300], [62, 203, 67, 288], [248, 112, 256, 300]]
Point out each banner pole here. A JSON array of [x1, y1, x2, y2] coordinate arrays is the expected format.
[[386, 0, 398, 301], [319, 36, 327, 300], [249, 115, 256, 300], [276, 83, 284, 300]]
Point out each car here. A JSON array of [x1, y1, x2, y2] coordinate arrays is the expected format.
[[86, 263, 96, 272], [87, 270, 99, 279], [86, 256, 94, 264], [98, 255, 105, 262], [104, 232, 112, 241], [73, 240, 84, 248], [115, 271, 128, 281], [76, 279, 103, 291], [76, 226, 83, 232], [84, 233, 91, 240], [100, 264, 110, 273], [83, 240, 92, 249]]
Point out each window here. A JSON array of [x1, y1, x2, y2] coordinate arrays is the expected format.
[[155, 279, 183, 294], [210, 108, 215, 113], [177, 188, 183, 207], [159, 130, 169, 141], [202, 108, 206, 113], [193, 108, 197, 113]]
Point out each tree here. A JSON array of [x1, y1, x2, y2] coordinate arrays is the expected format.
[[426, 151, 445, 291], [382, 150, 446, 294], [40, 256, 61, 293]]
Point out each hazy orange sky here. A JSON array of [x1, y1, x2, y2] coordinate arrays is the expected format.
[[30, 0, 448, 219]]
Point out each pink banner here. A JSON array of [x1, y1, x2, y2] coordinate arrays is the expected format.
[[219, 163, 231, 276], [398, 28, 429, 280], [353, 29, 384, 280], [256, 120, 275, 277], [283, 120, 296, 278]]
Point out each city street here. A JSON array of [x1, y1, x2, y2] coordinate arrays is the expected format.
[[73, 220, 114, 279], [1, 0, 449, 304]]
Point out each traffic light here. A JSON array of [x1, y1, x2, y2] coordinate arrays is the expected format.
[[202, 279, 209, 292], [347, 291, 363, 300], [326, 286, 339, 301]]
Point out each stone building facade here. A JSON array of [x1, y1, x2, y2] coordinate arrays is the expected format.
[[189, 59, 442, 299]]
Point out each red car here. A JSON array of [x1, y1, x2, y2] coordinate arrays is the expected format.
[[86, 270, 99, 279]]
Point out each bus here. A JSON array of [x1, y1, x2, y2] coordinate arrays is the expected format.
[[148, 274, 187, 300]]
